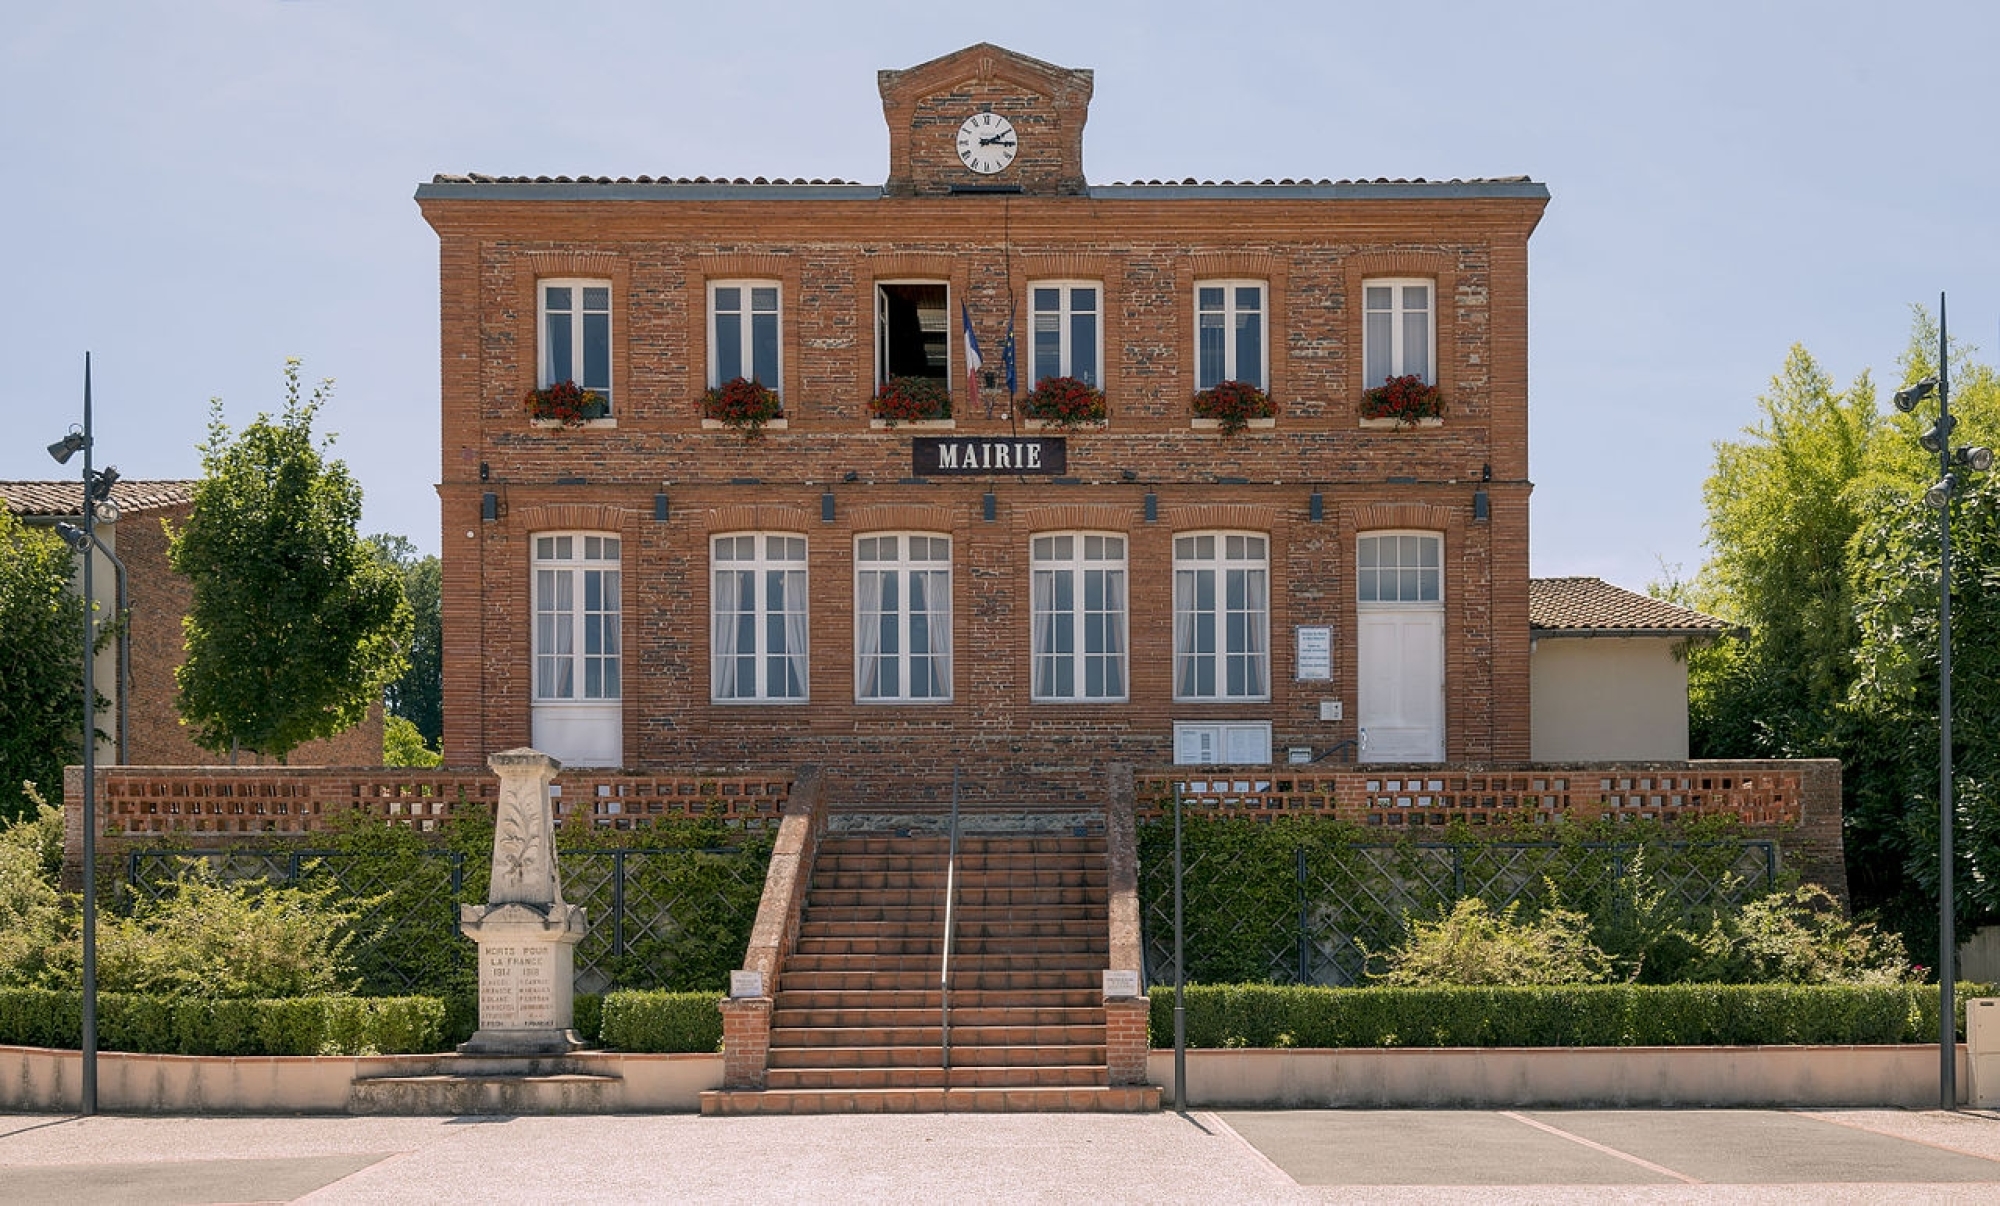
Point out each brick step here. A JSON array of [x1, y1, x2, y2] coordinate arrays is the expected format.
[[700, 1085, 1159, 1115], [805, 886, 1107, 909], [812, 870, 1108, 891], [773, 1006, 1104, 1029], [784, 951, 1106, 973], [816, 837, 1104, 857], [774, 988, 1102, 1012], [803, 902, 1100, 923], [769, 1023, 1105, 1049], [764, 1063, 1108, 1091], [798, 918, 1107, 941], [767, 1043, 1107, 1070]]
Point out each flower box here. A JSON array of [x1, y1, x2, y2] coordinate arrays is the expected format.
[[1191, 417, 1277, 432], [1019, 376, 1108, 431], [701, 377, 785, 438], [1359, 374, 1446, 426], [1359, 416, 1444, 430], [524, 380, 609, 427], [870, 376, 954, 427], [1191, 380, 1277, 434]]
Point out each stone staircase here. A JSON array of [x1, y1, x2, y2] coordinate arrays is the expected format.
[[702, 827, 1159, 1113]]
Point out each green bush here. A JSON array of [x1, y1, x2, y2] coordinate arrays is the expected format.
[[1370, 898, 1613, 986], [1147, 982, 1995, 1048], [0, 801, 68, 986], [0, 987, 446, 1055], [598, 990, 723, 1052]]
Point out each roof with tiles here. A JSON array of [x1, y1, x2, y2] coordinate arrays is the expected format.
[[427, 172, 1535, 188], [1, 480, 197, 518], [1529, 577, 1732, 637]]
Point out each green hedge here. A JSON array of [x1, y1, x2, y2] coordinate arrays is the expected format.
[[598, 990, 723, 1052], [0, 988, 446, 1055], [1147, 982, 1998, 1048]]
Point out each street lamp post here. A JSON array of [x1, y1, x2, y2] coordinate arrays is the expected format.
[[1890, 293, 1991, 1111], [46, 352, 115, 1116]]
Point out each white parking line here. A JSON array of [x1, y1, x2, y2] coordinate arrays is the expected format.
[[1499, 1111, 1702, 1185]]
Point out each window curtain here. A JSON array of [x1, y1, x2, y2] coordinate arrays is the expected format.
[[1104, 568, 1128, 696], [711, 567, 742, 699], [537, 569, 575, 699], [1243, 568, 1269, 697], [856, 569, 887, 698], [909, 569, 951, 697], [1032, 568, 1058, 697], [1173, 568, 1198, 697], [780, 567, 808, 697]]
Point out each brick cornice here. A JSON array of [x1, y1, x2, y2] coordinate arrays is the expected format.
[[704, 504, 812, 533], [843, 503, 957, 532], [1160, 503, 1282, 531], [514, 502, 638, 533], [1018, 503, 1134, 533]]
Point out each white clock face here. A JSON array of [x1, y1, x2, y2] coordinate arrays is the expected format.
[[956, 112, 1017, 175]]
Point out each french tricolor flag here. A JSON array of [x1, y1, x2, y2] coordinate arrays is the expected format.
[[962, 302, 983, 412]]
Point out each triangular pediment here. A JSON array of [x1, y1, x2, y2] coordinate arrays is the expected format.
[[878, 43, 1093, 111], [878, 44, 1093, 197]]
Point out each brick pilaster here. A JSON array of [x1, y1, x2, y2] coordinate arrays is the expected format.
[[718, 996, 772, 1089], [1103, 996, 1152, 1086]]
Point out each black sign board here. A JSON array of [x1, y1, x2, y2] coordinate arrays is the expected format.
[[912, 436, 1066, 477]]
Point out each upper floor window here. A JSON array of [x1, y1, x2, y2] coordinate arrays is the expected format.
[[540, 281, 612, 407], [856, 533, 952, 702], [876, 282, 951, 387], [1357, 532, 1443, 604], [710, 281, 781, 391], [1173, 532, 1269, 701], [1196, 282, 1266, 390], [712, 533, 808, 703], [1031, 533, 1128, 702], [1031, 282, 1101, 388], [534, 534, 621, 701], [1363, 278, 1432, 387]]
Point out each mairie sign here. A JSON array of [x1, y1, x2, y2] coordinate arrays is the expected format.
[[912, 436, 1066, 477]]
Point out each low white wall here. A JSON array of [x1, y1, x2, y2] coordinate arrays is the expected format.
[[0, 1047, 724, 1114], [1148, 1045, 1970, 1108]]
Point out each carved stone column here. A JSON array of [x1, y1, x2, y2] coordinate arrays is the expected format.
[[457, 748, 589, 1055]]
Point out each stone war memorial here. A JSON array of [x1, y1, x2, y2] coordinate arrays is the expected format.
[[458, 749, 588, 1055]]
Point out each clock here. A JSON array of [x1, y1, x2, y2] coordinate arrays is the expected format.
[[956, 112, 1018, 175]]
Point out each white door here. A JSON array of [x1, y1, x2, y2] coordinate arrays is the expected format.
[[1356, 533, 1445, 762]]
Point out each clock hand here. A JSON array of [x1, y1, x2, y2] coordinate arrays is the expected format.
[[979, 136, 1016, 147]]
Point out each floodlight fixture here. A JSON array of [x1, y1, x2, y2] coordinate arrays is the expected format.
[[47, 431, 86, 464], [1925, 475, 1956, 510], [1895, 378, 1938, 412]]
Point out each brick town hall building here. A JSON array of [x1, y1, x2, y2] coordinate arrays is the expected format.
[[418, 42, 1548, 806]]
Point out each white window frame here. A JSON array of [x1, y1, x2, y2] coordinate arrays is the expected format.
[[711, 533, 809, 704], [1172, 532, 1270, 702], [1357, 531, 1444, 605], [539, 279, 613, 408], [875, 280, 952, 389], [1029, 281, 1103, 388], [1195, 280, 1267, 391], [1362, 277, 1434, 387], [533, 533, 622, 702], [708, 280, 783, 393], [855, 533, 953, 703], [1031, 532, 1129, 702]]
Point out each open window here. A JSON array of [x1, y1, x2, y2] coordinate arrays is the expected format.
[[876, 282, 950, 387]]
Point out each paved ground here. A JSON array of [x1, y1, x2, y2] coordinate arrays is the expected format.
[[2, 1108, 1998, 1204]]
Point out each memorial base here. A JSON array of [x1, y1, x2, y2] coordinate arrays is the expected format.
[[458, 901, 590, 1056]]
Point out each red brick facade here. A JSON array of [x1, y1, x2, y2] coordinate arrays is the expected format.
[[418, 44, 1547, 808]]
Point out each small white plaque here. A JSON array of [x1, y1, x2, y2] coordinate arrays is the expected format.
[[730, 969, 765, 998], [1296, 627, 1332, 680], [1319, 699, 1343, 722], [1103, 969, 1142, 998]]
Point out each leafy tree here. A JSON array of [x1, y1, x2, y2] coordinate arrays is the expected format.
[[0, 509, 88, 822], [168, 360, 410, 762], [1688, 345, 1879, 760], [370, 534, 442, 750], [383, 714, 442, 767]]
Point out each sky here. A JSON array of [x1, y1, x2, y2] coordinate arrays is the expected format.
[[3, 0, 1996, 590]]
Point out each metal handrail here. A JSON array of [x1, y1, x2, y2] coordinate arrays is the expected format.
[[940, 768, 961, 1077]]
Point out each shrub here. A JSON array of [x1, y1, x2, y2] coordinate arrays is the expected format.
[[1191, 380, 1276, 434], [0, 800, 67, 987], [1019, 375, 1107, 430], [75, 862, 360, 999], [1370, 897, 1613, 986], [871, 376, 952, 425], [598, 990, 723, 1052], [702, 376, 783, 437], [0, 987, 446, 1055], [1701, 885, 1917, 985], [1147, 982, 1994, 1049]]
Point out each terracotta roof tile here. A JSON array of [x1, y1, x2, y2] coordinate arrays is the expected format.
[[1529, 577, 1731, 636], [1, 480, 197, 518]]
